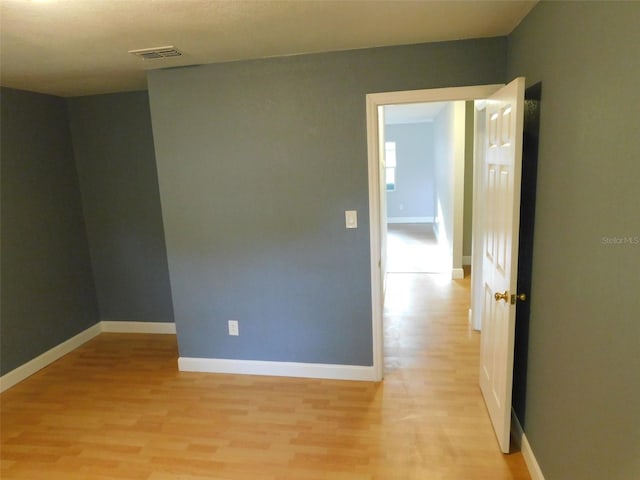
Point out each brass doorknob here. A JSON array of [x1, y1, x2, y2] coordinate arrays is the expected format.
[[516, 293, 527, 301], [494, 291, 509, 302]]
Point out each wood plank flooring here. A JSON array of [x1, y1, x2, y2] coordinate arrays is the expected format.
[[386, 223, 448, 273], [1, 272, 530, 479]]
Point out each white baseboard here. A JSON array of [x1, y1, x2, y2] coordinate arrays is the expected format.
[[179, 357, 377, 382], [0, 320, 177, 393], [2, 321, 373, 389], [434, 223, 443, 245], [511, 409, 546, 480], [387, 216, 434, 224], [463, 255, 472, 266], [452, 267, 465, 279], [101, 321, 176, 334], [0, 323, 102, 393]]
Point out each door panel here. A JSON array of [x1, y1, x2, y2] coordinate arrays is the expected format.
[[479, 77, 525, 453]]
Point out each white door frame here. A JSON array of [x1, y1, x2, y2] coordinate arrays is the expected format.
[[366, 84, 504, 381], [470, 100, 488, 331]]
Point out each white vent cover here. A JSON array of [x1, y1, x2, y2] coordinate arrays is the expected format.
[[128, 46, 182, 59]]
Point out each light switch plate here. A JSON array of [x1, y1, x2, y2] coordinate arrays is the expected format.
[[345, 210, 357, 229], [228, 320, 239, 336]]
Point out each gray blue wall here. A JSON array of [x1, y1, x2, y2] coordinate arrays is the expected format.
[[3, 5, 638, 477], [0, 87, 99, 375], [507, 2, 640, 479], [147, 39, 506, 365], [384, 122, 435, 220], [67, 91, 174, 323]]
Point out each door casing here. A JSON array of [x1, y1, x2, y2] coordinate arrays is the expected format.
[[366, 84, 504, 381]]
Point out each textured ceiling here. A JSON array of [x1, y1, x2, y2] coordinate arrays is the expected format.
[[0, 0, 537, 98]]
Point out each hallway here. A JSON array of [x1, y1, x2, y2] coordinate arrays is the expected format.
[[382, 220, 528, 477], [386, 223, 449, 273], [382, 271, 529, 478]]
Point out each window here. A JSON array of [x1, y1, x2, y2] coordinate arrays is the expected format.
[[385, 141, 397, 191]]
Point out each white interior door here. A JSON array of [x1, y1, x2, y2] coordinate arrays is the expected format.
[[479, 77, 525, 453]]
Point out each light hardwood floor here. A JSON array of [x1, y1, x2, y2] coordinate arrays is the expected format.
[[1, 272, 530, 480], [386, 223, 448, 273]]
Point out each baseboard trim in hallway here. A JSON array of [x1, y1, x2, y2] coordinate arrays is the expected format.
[[452, 267, 465, 279]]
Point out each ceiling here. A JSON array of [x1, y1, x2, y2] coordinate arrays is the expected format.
[[0, 0, 537, 98]]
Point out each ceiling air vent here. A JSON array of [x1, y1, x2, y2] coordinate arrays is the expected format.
[[128, 46, 183, 60]]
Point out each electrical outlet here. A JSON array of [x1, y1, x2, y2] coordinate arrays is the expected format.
[[228, 320, 239, 336]]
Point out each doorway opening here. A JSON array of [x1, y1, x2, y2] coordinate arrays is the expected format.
[[382, 101, 470, 276], [368, 79, 529, 454], [366, 84, 503, 381]]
